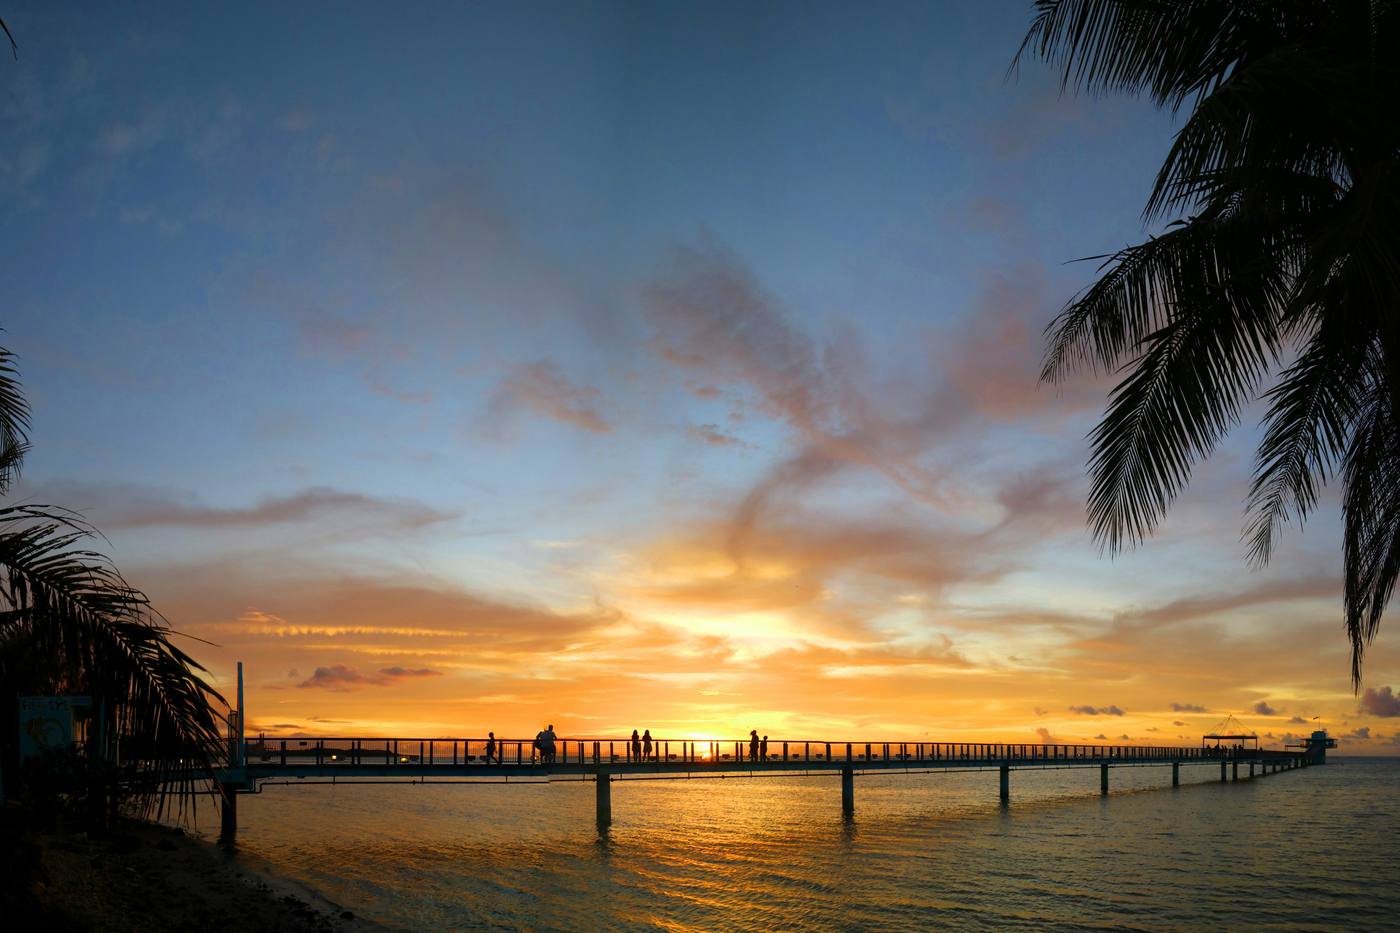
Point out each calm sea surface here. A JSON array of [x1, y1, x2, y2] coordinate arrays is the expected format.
[[201, 757, 1400, 931]]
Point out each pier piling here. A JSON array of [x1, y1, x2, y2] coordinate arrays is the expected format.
[[596, 772, 612, 829], [1100, 763, 1108, 795], [1172, 762, 1179, 787], [219, 783, 237, 839], [841, 768, 854, 818], [999, 764, 1009, 802]]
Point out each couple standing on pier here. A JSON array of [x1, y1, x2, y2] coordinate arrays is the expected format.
[[630, 728, 654, 761], [534, 724, 558, 763], [749, 730, 768, 762]]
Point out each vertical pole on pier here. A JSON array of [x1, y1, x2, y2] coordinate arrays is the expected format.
[[1248, 762, 1254, 779], [235, 661, 245, 767], [1220, 760, 1227, 782], [1172, 762, 1180, 787], [840, 767, 854, 818], [219, 783, 237, 840], [1232, 761, 1239, 782], [1100, 763, 1109, 795], [999, 765, 1009, 803], [596, 772, 612, 830]]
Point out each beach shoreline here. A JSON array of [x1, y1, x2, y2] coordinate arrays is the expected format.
[[1, 805, 386, 932]]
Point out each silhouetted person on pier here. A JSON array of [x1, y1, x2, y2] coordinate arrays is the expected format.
[[631, 729, 641, 761], [643, 729, 653, 761], [749, 730, 760, 762], [543, 724, 558, 764], [533, 728, 545, 763], [761, 735, 768, 760], [485, 731, 501, 765]]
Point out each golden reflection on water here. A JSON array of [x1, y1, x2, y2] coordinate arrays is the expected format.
[[208, 761, 1400, 931]]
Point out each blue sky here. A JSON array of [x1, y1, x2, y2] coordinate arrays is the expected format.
[[3, 2, 1396, 745]]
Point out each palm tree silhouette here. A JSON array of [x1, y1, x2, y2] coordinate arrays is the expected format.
[[1017, 1, 1400, 684], [0, 345, 226, 818]]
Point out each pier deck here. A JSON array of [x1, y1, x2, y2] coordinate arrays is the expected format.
[[213, 735, 1318, 837]]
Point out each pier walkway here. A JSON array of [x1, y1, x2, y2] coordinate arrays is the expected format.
[[215, 732, 1323, 837], [210, 665, 1331, 837]]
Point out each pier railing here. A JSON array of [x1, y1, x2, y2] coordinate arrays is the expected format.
[[237, 736, 1300, 769]]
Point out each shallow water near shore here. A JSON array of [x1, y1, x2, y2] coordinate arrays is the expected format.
[[200, 757, 1400, 931]]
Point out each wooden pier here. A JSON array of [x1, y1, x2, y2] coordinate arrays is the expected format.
[[209, 667, 1331, 839], [214, 732, 1324, 838]]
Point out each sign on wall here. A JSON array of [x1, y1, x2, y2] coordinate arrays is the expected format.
[[18, 696, 93, 761]]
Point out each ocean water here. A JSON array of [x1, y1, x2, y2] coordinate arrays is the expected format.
[[205, 757, 1400, 931]]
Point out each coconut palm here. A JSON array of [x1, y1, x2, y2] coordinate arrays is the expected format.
[[1017, 0, 1400, 684], [0, 345, 227, 819]]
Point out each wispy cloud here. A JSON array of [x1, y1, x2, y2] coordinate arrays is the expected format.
[[688, 424, 749, 448], [280, 109, 311, 132], [297, 665, 443, 690], [1068, 705, 1124, 716], [492, 360, 611, 433], [644, 237, 948, 521], [19, 482, 455, 532], [96, 109, 167, 156]]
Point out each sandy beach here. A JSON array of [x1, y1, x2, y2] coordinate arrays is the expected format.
[[1, 807, 383, 932]]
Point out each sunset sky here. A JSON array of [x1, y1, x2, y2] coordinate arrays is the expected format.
[[4, 2, 1397, 751]]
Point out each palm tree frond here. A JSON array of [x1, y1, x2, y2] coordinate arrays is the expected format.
[[1245, 328, 1371, 566], [1342, 378, 1400, 686], [1043, 220, 1205, 383], [0, 347, 31, 495], [0, 504, 228, 818], [1020, 1, 1400, 685], [1014, 0, 1269, 110]]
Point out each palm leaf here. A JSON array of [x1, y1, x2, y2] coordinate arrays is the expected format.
[[0, 505, 228, 819], [0, 346, 31, 495], [1342, 374, 1400, 684], [1021, 0, 1400, 685], [1245, 327, 1370, 566], [1014, 0, 1271, 109]]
